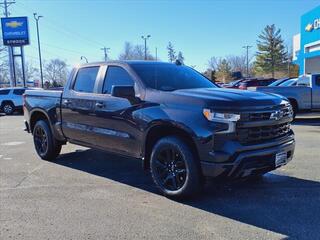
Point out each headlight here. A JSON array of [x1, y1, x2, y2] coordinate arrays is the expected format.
[[203, 109, 240, 122]]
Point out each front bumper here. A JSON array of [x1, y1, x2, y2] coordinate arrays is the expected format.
[[200, 137, 295, 178]]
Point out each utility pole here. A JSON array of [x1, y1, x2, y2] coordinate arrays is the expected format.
[[141, 35, 151, 60], [243, 45, 252, 78], [101, 47, 110, 62], [1, 0, 15, 87], [155, 47, 157, 61], [34, 13, 44, 88], [286, 46, 291, 77]]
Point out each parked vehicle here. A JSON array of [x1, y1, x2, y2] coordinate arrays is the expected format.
[[268, 78, 291, 87], [239, 78, 275, 90], [24, 61, 295, 198], [0, 87, 30, 115], [223, 79, 246, 88], [278, 78, 298, 87], [257, 74, 320, 117]]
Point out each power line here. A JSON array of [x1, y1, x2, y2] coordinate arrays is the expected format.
[[16, 2, 106, 48]]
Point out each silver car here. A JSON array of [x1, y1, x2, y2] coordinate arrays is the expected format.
[[0, 87, 28, 115]]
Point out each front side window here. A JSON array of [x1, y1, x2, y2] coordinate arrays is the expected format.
[[130, 63, 216, 91], [103, 66, 134, 94], [297, 76, 310, 87], [73, 67, 99, 93], [13, 89, 25, 95], [0, 89, 10, 95]]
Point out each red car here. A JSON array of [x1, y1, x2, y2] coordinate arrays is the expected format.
[[239, 78, 275, 90]]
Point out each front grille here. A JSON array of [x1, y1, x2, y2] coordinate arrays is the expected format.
[[237, 122, 291, 144], [241, 104, 293, 121]]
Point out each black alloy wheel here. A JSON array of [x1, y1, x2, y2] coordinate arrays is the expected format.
[[33, 120, 62, 160], [150, 136, 202, 199], [34, 124, 49, 156], [154, 147, 187, 191]]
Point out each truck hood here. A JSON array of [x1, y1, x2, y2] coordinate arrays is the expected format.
[[173, 88, 287, 110]]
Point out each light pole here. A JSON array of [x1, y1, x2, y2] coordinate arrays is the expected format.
[[243, 45, 252, 78], [80, 56, 88, 63], [141, 35, 151, 60], [34, 13, 44, 88], [101, 47, 110, 62]]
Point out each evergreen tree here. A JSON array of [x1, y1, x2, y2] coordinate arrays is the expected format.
[[256, 24, 287, 78], [177, 51, 185, 64], [167, 42, 176, 63]]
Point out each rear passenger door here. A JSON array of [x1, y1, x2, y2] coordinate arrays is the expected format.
[[61, 66, 102, 145]]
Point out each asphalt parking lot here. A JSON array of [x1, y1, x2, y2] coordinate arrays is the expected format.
[[0, 115, 319, 240]]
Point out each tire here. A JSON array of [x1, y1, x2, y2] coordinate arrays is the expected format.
[[33, 120, 62, 161], [289, 100, 298, 119], [150, 136, 202, 199], [2, 102, 15, 115], [246, 174, 264, 182]]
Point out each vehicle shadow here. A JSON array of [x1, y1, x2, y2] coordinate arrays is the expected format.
[[55, 148, 320, 240], [292, 117, 320, 126]]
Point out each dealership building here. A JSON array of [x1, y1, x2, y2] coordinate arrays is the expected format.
[[293, 5, 320, 75]]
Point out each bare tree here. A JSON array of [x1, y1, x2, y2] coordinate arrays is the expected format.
[[0, 39, 9, 84], [118, 42, 155, 60], [227, 55, 247, 73], [208, 57, 218, 70], [44, 59, 68, 87], [15, 62, 39, 83]]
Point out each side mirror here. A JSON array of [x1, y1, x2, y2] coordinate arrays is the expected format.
[[111, 85, 135, 99]]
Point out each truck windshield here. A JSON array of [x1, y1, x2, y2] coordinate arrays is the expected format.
[[130, 63, 217, 91]]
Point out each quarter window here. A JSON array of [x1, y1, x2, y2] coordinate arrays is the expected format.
[[73, 67, 99, 93], [103, 66, 134, 94], [13, 89, 25, 95]]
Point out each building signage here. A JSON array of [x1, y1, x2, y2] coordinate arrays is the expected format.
[[305, 17, 320, 32], [1, 17, 29, 46]]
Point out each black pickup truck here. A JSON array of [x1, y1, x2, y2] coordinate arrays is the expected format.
[[24, 61, 295, 198]]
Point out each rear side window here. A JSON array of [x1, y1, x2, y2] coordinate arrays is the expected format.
[[315, 75, 320, 86], [103, 66, 134, 94], [13, 89, 25, 95], [0, 89, 10, 95], [73, 67, 99, 93]]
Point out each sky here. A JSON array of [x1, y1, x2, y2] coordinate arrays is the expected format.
[[4, 0, 320, 71]]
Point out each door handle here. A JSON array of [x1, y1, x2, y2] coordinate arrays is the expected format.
[[95, 102, 104, 108], [63, 99, 71, 105]]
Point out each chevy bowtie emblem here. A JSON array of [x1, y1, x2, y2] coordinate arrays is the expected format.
[[305, 23, 313, 32], [5, 21, 23, 28], [270, 110, 284, 121]]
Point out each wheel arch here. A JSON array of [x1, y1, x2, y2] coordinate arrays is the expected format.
[[1, 100, 15, 108], [143, 122, 199, 169], [29, 109, 51, 133], [288, 98, 298, 111]]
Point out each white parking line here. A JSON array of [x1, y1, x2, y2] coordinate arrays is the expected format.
[[1, 141, 25, 146]]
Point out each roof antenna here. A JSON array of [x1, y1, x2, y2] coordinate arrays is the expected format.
[[175, 59, 183, 66]]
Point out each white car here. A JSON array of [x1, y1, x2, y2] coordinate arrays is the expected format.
[[0, 87, 29, 115]]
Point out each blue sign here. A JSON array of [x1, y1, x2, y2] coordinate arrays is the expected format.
[[1, 17, 29, 46]]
